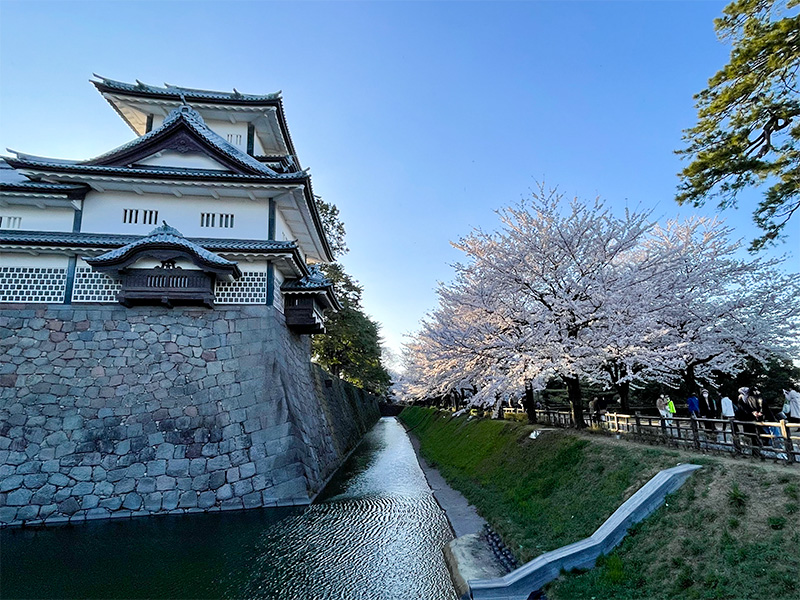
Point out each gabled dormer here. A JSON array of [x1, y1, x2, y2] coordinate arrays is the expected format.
[[86, 105, 290, 177]]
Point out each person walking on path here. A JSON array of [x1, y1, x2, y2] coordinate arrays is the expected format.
[[735, 387, 762, 456], [784, 389, 800, 423], [699, 389, 718, 432], [656, 395, 670, 421], [687, 393, 701, 418], [720, 395, 735, 442]]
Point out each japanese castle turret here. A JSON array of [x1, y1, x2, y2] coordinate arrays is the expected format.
[[1, 76, 339, 325], [0, 78, 378, 528]]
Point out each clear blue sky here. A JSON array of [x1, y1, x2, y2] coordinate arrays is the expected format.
[[1, 1, 797, 365]]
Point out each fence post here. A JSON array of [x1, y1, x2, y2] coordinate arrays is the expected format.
[[781, 420, 795, 465], [634, 412, 642, 441], [690, 416, 701, 450], [730, 418, 741, 455], [660, 415, 668, 444]]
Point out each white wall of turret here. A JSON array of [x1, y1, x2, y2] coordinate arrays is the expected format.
[[274, 208, 293, 242], [1, 205, 74, 232], [0, 190, 298, 243], [81, 190, 271, 239]]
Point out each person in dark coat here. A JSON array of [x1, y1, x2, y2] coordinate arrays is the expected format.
[[735, 387, 762, 455], [698, 389, 718, 432]]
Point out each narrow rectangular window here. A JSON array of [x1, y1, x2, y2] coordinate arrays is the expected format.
[[200, 213, 235, 228], [142, 210, 158, 225], [123, 209, 140, 224], [0, 216, 22, 229], [226, 133, 243, 146]]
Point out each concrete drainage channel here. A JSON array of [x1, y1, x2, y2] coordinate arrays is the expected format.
[[465, 463, 702, 600]]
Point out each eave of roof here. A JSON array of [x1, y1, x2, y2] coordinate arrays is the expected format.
[[92, 77, 300, 160], [0, 181, 88, 195], [0, 230, 298, 253], [93, 76, 282, 104], [281, 271, 342, 311], [4, 158, 306, 182]]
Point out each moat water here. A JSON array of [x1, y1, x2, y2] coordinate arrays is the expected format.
[[1, 417, 458, 600]]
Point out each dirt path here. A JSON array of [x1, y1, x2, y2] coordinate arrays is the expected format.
[[574, 428, 800, 475]]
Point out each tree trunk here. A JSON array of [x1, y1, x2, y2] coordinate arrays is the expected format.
[[685, 363, 697, 395], [617, 380, 630, 412], [566, 376, 585, 429], [604, 363, 630, 412], [492, 392, 503, 419], [523, 383, 538, 424]]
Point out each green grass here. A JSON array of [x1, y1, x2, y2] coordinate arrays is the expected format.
[[399, 407, 800, 600], [399, 407, 677, 561]]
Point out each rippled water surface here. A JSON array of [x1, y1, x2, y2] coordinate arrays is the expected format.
[[1, 418, 457, 600]]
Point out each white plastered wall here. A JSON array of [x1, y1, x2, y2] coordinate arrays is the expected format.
[[0, 205, 74, 232], [0, 253, 69, 303], [274, 208, 294, 242], [273, 267, 284, 313], [81, 190, 270, 239], [0, 253, 70, 268], [215, 258, 269, 305], [135, 151, 230, 171], [203, 119, 249, 152]]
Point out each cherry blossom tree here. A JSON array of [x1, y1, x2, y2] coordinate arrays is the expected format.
[[400, 185, 800, 428], [404, 186, 656, 427], [633, 217, 800, 392]]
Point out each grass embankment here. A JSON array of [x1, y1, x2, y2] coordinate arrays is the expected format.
[[399, 407, 800, 600]]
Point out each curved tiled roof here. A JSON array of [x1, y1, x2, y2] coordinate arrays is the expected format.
[[281, 268, 332, 291], [3, 159, 306, 181], [0, 229, 298, 253], [0, 159, 86, 193], [281, 266, 340, 311], [86, 223, 238, 270], [93, 76, 281, 103]]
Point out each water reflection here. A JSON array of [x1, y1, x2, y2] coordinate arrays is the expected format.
[[1, 418, 457, 600]]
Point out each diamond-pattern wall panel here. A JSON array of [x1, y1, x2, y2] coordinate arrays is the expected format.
[[215, 271, 268, 304], [72, 267, 121, 303], [0, 267, 67, 303]]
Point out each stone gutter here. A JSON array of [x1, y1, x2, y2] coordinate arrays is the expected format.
[[469, 463, 702, 600]]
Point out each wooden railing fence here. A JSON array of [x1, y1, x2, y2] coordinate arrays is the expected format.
[[463, 407, 800, 465]]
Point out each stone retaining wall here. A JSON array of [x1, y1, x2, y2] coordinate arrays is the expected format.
[[0, 303, 379, 527]]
